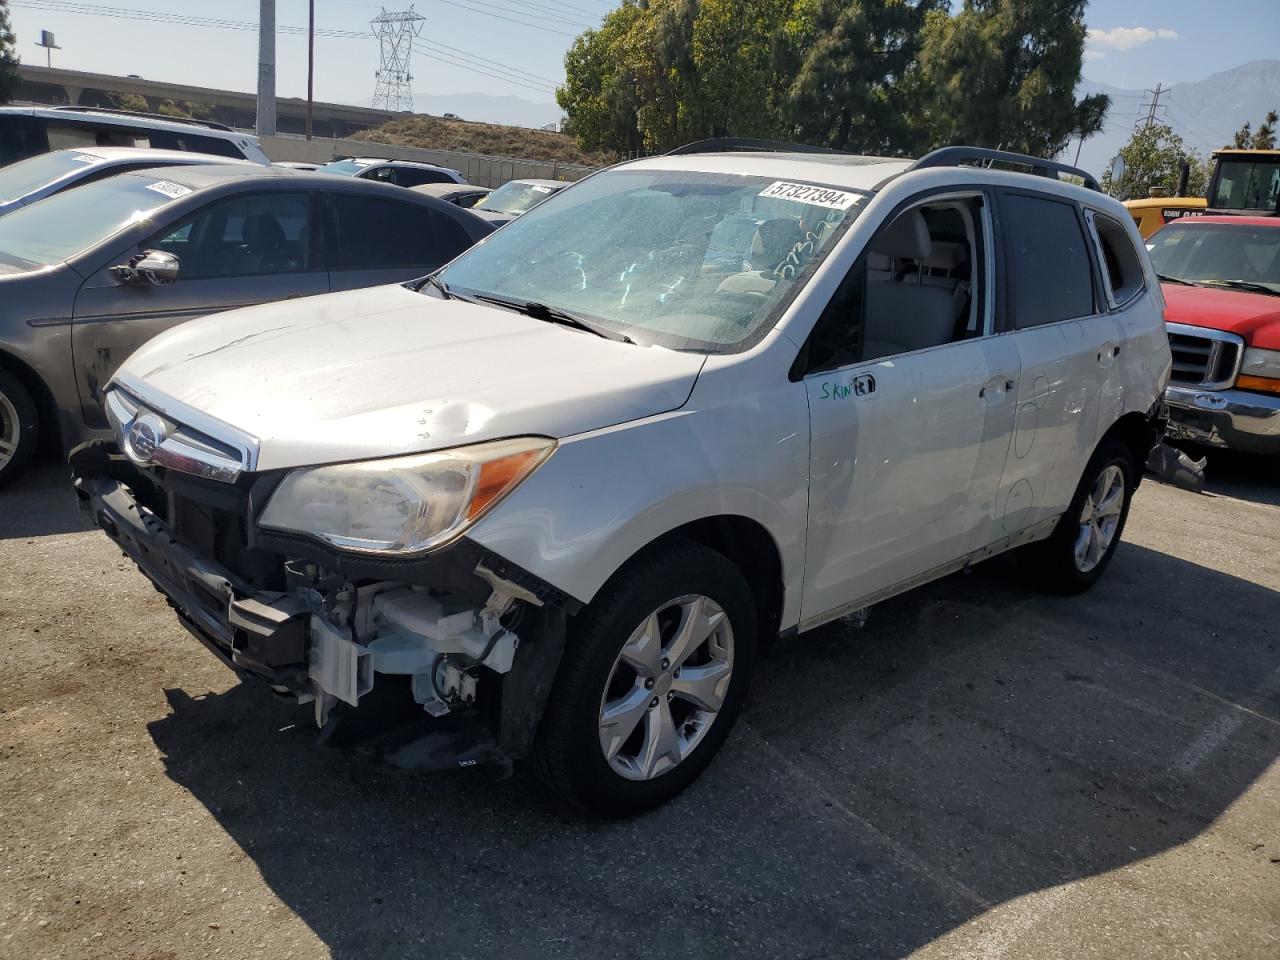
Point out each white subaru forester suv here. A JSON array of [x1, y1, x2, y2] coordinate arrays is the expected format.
[[73, 142, 1172, 815]]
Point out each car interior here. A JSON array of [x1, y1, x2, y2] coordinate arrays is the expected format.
[[804, 196, 986, 372], [151, 194, 311, 278]]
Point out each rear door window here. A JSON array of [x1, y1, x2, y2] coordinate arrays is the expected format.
[[1000, 192, 1096, 328], [330, 194, 469, 268]]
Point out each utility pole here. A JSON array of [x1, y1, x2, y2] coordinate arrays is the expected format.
[[306, 0, 315, 140], [256, 0, 277, 137], [1138, 82, 1166, 130]]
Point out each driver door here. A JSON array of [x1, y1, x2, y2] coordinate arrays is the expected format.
[[71, 190, 327, 428], [798, 192, 1021, 626]]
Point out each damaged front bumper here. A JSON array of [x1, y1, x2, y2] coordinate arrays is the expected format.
[[72, 449, 569, 771]]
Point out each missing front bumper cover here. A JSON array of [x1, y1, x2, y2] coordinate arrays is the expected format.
[[73, 471, 567, 768]]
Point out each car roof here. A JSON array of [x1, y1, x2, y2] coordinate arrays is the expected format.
[[48, 146, 256, 166], [350, 157, 457, 171], [108, 164, 479, 215], [411, 183, 489, 197], [0, 105, 241, 138], [113, 163, 307, 189], [504, 178, 564, 189], [621, 151, 914, 192]]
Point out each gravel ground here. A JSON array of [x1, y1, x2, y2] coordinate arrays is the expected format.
[[1, 455, 1277, 960]]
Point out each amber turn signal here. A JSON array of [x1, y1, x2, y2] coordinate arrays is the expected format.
[[1237, 374, 1280, 395]]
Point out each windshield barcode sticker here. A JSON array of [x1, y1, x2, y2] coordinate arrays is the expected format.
[[145, 180, 192, 199], [758, 181, 859, 210]]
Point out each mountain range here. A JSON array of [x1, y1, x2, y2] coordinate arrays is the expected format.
[[1072, 60, 1280, 177], [379, 60, 1279, 176]]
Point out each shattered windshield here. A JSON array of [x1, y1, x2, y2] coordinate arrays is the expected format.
[[474, 180, 562, 215], [437, 169, 863, 352]]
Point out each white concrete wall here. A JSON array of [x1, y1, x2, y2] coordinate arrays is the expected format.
[[260, 134, 597, 188]]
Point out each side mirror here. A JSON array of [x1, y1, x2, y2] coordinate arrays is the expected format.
[[1107, 156, 1127, 199], [112, 250, 180, 286]]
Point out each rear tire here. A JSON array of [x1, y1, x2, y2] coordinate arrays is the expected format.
[[0, 369, 39, 489], [530, 538, 756, 816], [1026, 438, 1136, 593]]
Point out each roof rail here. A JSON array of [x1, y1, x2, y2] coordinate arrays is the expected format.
[[907, 147, 1101, 192], [50, 106, 234, 133], [666, 137, 848, 157]]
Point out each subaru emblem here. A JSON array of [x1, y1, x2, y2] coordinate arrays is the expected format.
[[127, 414, 167, 462]]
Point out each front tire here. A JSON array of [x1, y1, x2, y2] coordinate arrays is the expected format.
[[531, 539, 756, 816], [0, 369, 39, 489], [1027, 438, 1136, 593]]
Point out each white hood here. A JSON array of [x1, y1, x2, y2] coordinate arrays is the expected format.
[[116, 284, 705, 471]]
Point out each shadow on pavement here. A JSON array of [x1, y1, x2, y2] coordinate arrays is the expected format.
[[0, 460, 93, 539], [1198, 448, 1280, 507], [147, 543, 1279, 959]]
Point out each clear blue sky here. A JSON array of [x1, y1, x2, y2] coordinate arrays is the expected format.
[[6, 0, 1278, 109]]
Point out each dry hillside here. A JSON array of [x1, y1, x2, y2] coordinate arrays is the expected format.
[[351, 116, 614, 166]]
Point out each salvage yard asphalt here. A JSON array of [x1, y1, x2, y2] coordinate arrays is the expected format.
[[1, 458, 1277, 960]]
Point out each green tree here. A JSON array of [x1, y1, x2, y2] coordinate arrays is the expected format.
[[556, 2, 645, 155], [0, 0, 19, 105], [1101, 123, 1203, 200], [1230, 109, 1277, 149], [916, 0, 1109, 157], [685, 0, 802, 142], [787, 0, 944, 154]]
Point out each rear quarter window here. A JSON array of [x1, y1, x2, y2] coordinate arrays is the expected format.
[[1089, 212, 1147, 306]]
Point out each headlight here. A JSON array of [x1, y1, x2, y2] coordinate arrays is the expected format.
[[258, 437, 555, 555], [1239, 347, 1280, 395]]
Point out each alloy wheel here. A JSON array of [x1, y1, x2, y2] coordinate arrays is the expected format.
[[0, 391, 19, 471], [1074, 464, 1125, 573], [597, 594, 735, 782]]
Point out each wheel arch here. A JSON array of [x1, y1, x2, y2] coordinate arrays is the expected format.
[[639, 515, 786, 646], [0, 348, 60, 452], [1099, 409, 1160, 476]]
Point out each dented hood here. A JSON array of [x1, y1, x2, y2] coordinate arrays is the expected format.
[[115, 284, 705, 471]]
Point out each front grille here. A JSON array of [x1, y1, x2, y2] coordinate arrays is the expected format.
[[1166, 324, 1243, 389]]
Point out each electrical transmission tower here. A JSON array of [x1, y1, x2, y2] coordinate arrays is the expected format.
[[370, 6, 424, 112], [1137, 82, 1168, 130]]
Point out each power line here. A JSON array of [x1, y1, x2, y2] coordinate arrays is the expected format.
[[410, 42, 554, 94], [413, 35, 556, 84], [431, 0, 577, 37], [11, 0, 562, 96]]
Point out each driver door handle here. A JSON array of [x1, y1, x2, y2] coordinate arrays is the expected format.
[[979, 377, 1017, 400]]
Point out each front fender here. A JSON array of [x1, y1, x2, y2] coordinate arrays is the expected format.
[[468, 380, 812, 630]]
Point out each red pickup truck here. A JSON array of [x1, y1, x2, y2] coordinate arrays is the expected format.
[[1146, 216, 1280, 455]]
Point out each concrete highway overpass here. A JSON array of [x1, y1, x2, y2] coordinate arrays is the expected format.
[[14, 64, 399, 138]]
